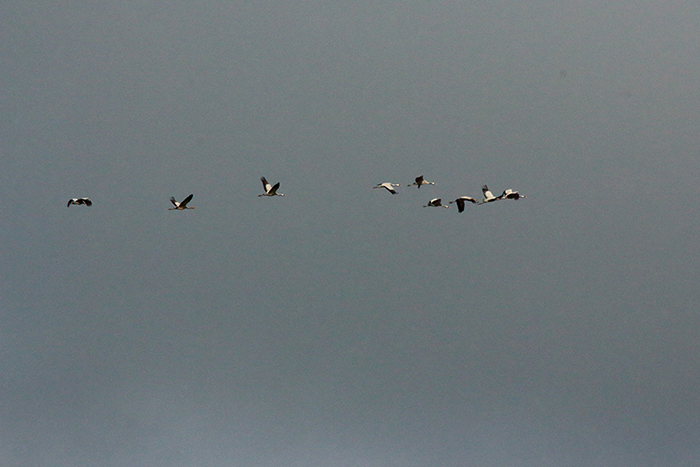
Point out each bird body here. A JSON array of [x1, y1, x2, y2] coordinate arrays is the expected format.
[[409, 175, 436, 188], [373, 182, 400, 194], [449, 196, 480, 212], [169, 194, 195, 210], [259, 177, 284, 197], [481, 185, 499, 203], [67, 198, 92, 207], [424, 198, 449, 208]]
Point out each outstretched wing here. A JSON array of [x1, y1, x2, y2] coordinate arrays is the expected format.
[[67, 199, 74, 207], [456, 199, 465, 212], [415, 175, 424, 188], [82, 198, 92, 206], [180, 194, 194, 208], [260, 177, 271, 193], [170, 196, 179, 207], [269, 182, 280, 195], [382, 183, 397, 194]]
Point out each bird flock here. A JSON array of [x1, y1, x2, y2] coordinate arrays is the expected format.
[[374, 176, 525, 213], [67, 175, 524, 213]]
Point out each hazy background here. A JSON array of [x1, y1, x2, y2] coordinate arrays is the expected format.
[[2, 1, 700, 465]]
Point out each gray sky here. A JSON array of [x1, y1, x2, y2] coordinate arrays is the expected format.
[[2, 0, 700, 465]]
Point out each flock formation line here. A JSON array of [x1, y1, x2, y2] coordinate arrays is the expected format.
[[374, 175, 525, 212], [67, 175, 525, 213]]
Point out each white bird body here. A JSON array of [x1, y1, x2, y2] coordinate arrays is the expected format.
[[373, 182, 400, 194], [449, 196, 480, 212], [409, 175, 436, 188], [67, 198, 92, 207], [424, 198, 449, 208], [481, 185, 499, 203], [169, 194, 195, 210], [259, 177, 284, 197], [499, 189, 525, 200]]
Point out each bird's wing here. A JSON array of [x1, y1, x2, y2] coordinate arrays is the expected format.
[[387, 186, 397, 194], [269, 182, 280, 195], [67, 199, 74, 207], [482, 185, 489, 196], [180, 194, 194, 207], [260, 177, 271, 192], [170, 197, 179, 207], [456, 199, 465, 212], [83, 199, 92, 206]]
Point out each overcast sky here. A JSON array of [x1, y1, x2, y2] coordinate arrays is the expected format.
[[2, 1, 700, 466]]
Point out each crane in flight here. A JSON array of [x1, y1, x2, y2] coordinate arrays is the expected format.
[[423, 198, 449, 208], [481, 185, 500, 203], [499, 189, 525, 200], [259, 177, 285, 197], [449, 196, 480, 212], [373, 182, 400, 194], [169, 194, 195, 210], [67, 198, 92, 207], [408, 175, 436, 188]]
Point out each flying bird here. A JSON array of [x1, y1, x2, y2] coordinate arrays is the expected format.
[[408, 175, 436, 188], [373, 182, 400, 194], [449, 196, 480, 212], [499, 189, 525, 200], [423, 198, 449, 208], [258, 177, 284, 197], [169, 194, 195, 210], [67, 198, 92, 207], [481, 185, 500, 203]]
